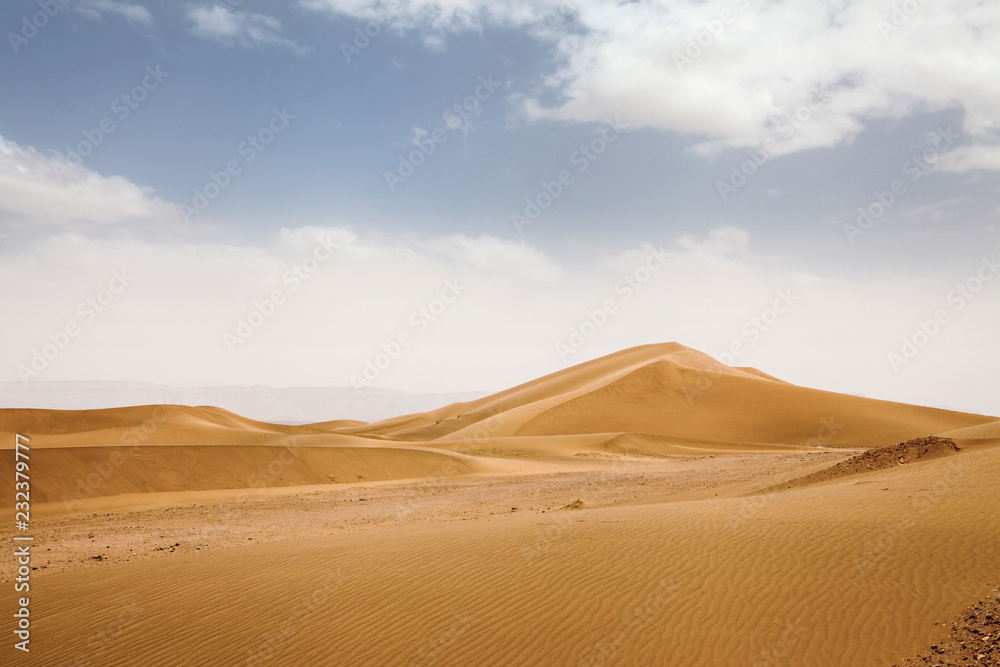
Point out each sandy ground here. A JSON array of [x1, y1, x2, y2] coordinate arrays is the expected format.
[[5, 445, 997, 667], [1, 344, 998, 666], [5, 452, 845, 579]]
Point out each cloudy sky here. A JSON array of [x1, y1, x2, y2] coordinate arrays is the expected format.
[[1, 0, 998, 415]]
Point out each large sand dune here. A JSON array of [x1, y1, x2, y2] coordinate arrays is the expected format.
[[3, 343, 992, 504], [1, 343, 997, 666], [340, 343, 992, 447], [939, 419, 1000, 440]]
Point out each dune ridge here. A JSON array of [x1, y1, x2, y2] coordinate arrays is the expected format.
[[2, 343, 995, 507], [939, 419, 1000, 440], [344, 343, 994, 448]]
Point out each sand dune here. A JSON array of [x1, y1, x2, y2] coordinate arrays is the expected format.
[[2, 343, 994, 507], [3, 343, 997, 665], [0, 381, 486, 424], [0, 406, 485, 506], [939, 419, 1000, 439], [430, 431, 831, 459], [346, 343, 994, 448], [1, 404, 291, 435], [307, 418, 369, 430], [21, 444, 495, 506]]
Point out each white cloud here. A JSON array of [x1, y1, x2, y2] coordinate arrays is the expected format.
[[678, 225, 751, 256], [0, 226, 568, 392], [936, 145, 1000, 173], [2, 224, 997, 416], [902, 198, 965, 224], [300, 0, 483, 36], [414, 233, 563, 280], [0, 135, 181, 227], [76, 0, 153, 28], [185, 6, 311, 55], [303, 0, 1000, 163]]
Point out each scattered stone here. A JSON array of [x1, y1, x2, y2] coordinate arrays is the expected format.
[[895, 587, 999, 665]]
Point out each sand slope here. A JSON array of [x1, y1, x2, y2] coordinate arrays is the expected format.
[[8, 444, 999, 666], [345, 343, 995, 448], [0, 406, 489, 506], [0, 405, 305, 438], [19, 444, 492, 506], [939, 419, 1000, 439]]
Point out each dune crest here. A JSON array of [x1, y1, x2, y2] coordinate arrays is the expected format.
[[2, 343, 994, 506], [347, 342, 996, 448]]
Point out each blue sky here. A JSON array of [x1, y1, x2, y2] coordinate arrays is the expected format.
[[1, 0, 998, 416]]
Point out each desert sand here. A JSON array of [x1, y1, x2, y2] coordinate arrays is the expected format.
[[1, 342, 998, 666]]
